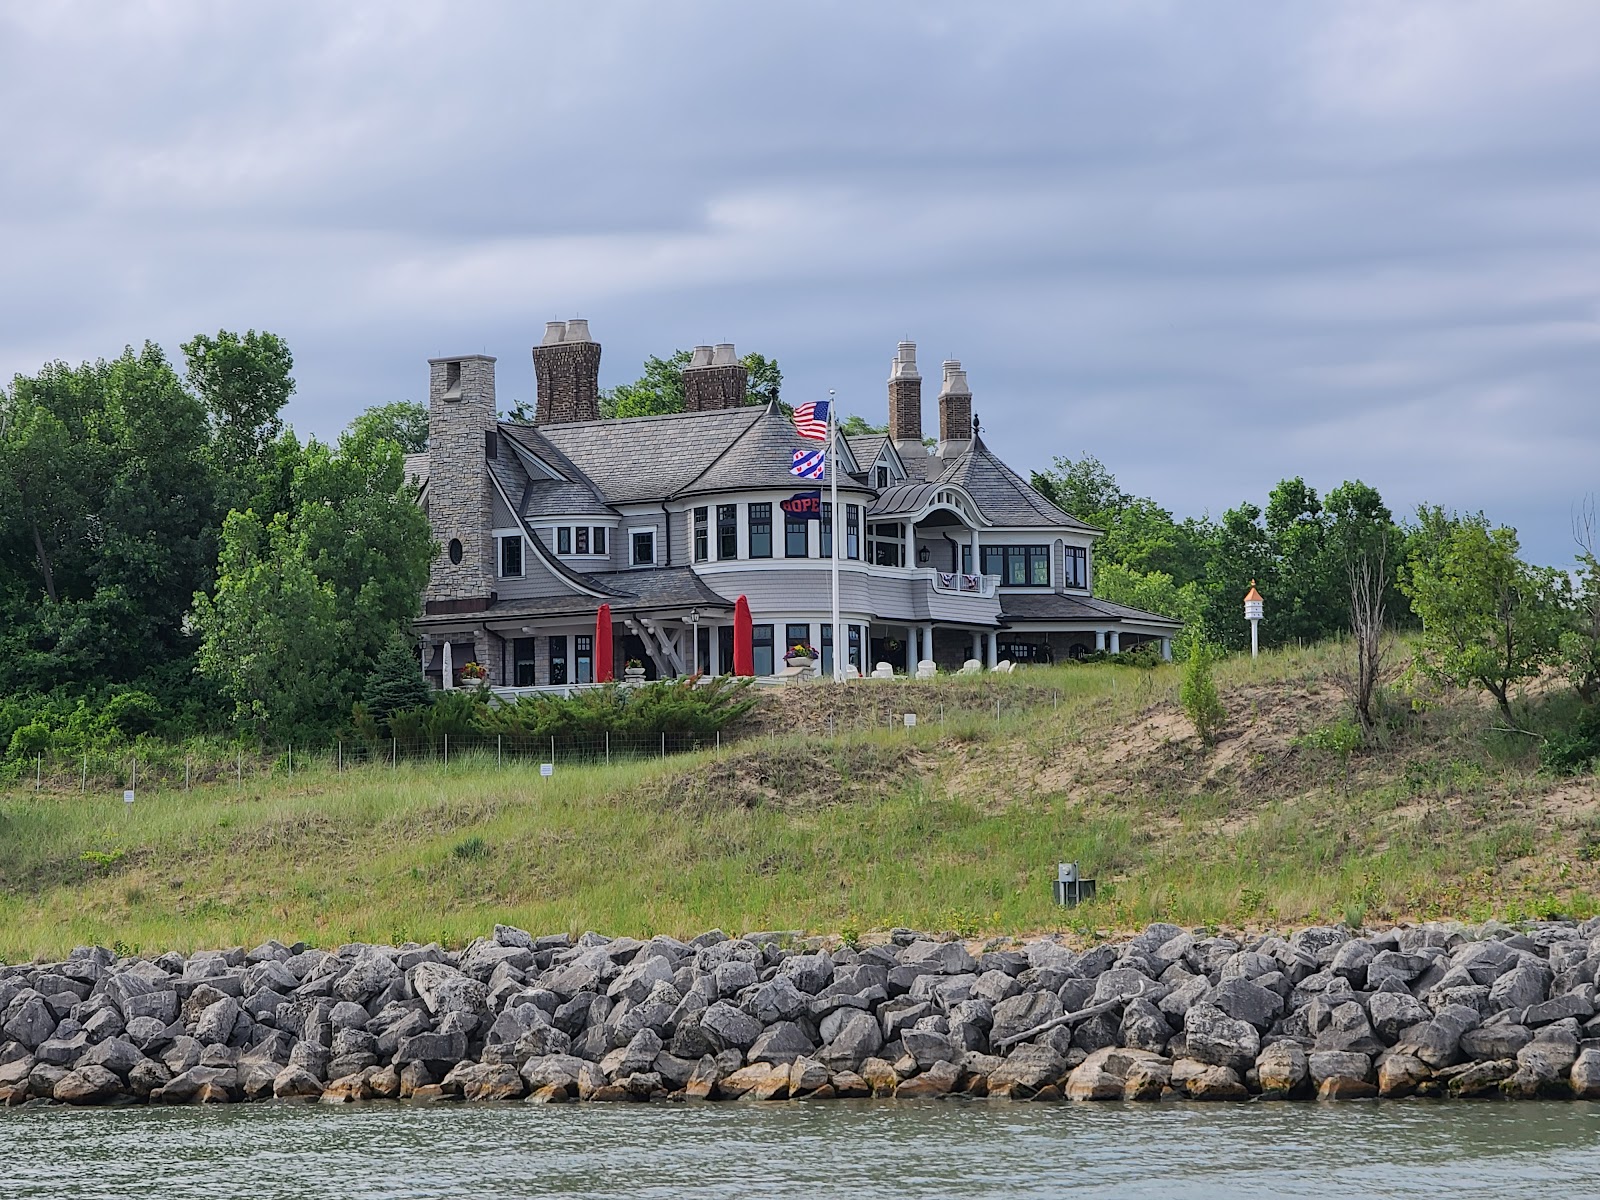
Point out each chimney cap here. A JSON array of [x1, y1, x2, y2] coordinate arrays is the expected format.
[[711, 343, 738, 367], [563, 318, 591, 343], [890, 341, 921, 382], [689, 345, 714, 368], [940, 367, 971, 396], [541, 321, 566, 346]]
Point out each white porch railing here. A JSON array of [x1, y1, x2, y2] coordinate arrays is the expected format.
[[923, 569, 1000, 598]]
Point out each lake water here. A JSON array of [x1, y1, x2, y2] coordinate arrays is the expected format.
[[3, 1099, 1599, 1199]]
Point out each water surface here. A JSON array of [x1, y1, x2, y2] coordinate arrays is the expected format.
[[3, 1099, 1598, 1198]]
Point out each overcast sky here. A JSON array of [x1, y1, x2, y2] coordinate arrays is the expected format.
[[3, 1, 1598, 563]]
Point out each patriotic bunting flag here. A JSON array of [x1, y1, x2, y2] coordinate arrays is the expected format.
[[793, 400, 829, 441], [790, 448, 825, 479]]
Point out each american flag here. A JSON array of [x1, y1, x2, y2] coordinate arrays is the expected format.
[[792, 400, 829, 441], [790, 448, 825, 479]]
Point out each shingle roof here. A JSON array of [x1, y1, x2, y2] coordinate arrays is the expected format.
[[497, 424, 619, 519], [934, 434, 1098, 531], [512, 408, 765, 504], [867, 480, 970, 519], [999, 592, 1181, 627], [412, 566, 732, 628], [677, 403, 860, 496]]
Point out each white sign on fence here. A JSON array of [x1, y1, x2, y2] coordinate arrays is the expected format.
[[540, 763, 554, 778], [903, 713, 917, 727], [123, 790, 135, 805]]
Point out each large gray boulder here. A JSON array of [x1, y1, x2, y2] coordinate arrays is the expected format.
[[194, 997, 240, 1046], [1398, 1003, 1480, 1069], [990, 991, 1062, 1045], [1183, 1003, 1260, 1072], [54, 1065, 123, 1105], [699, 1002, 763, 1052], [1210, 978, 1283, 1030], [817, 1009, 883, 1069], [3, 994, 57, 1049], [746, 977, 809, 1025], [1367, 991, 1431, 1042], [747, 1021, 816, 1066], [776, 953, 834, 995], [394, 1030, 466, 1066]]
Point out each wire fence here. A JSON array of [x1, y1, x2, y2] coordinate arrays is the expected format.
[[3, 731, 727, 796]]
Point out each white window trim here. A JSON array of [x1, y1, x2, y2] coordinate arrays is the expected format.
[[626, 525, 658, 567], [493, 530, 526, 579]]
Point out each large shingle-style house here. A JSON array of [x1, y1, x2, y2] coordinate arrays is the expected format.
[[407, 322, 1179, 686]]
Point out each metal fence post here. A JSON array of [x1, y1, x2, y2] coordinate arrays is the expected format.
[[498, 734, 502, 769], [36, 753, 41, 791], [184, 758, 190, 791], [661, 732, 665, 758], [550, 736, 555, 766], [338, 740, 343, 774], [237, 748, 242, 785], [444, 734, 449, 768], [82, 752, 88, 792], [392, 737, 397, 769], [605, 731, 610, 765], [288, 743, 293, 778]]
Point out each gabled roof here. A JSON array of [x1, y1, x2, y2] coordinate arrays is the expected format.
[[515, 408, 765, 504], [677, 402, 871, 496], [934, 434, 1099, 531], [497, 424, 615, 519]]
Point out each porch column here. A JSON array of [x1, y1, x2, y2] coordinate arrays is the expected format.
[[922, 624, 934, 665], [1160, 636, 1172, 661], [1109, 630, 1121, 654], [972, 631, 983, 663], [906, 626, 916, 674], [986, 631, 998, 667], [971, 529, 980, 575], [1094, 629, 1106, 652]]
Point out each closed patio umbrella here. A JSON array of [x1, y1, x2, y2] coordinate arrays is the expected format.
[[733, 595, 754, 677], [596, 604, 614, 682]]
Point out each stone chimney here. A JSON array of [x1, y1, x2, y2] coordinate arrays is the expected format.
[[888, 341, 923, 455], [683, 342, 749, 412], [531, 319, 602, 424], [426, 353, 498, 604], [937, 360, 973, 455]]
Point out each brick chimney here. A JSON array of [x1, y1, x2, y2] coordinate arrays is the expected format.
[[426, 354, 497, 604], [683, 342, 748, 412], [531, 319, 602, 424], [937, 360, 973, 456], [888, 341, 923, 456]]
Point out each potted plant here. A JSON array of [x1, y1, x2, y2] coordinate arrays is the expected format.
[[623, 657, 647, 683], [783, 642, 817, 663], [458, 661, 488, 686]]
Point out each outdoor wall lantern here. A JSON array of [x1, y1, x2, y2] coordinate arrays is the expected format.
[[917, 547, 931, 564]]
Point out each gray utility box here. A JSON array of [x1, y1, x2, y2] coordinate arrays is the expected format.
[[1052, 861, 1096, 907]]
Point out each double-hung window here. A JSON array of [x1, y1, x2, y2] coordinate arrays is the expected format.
[[717, 504, 738, 560], [821, 502, 833, 557], [499, 534, 523, 578], [632, 529, 655, 566], [694, 507, 709, 562], [556, 527, 572, 554], [1065, 545, 1087, 589], [593, 527, 607, 555], [846, 504, 860, 559], [748, 503, 772, 559], [575, 527, 589, 555], [785, 510, 808, 557], [752, 624, 775, 675]]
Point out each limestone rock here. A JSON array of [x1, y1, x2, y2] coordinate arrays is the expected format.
[[1183, 1003, 1260, 1072], [897, 1059, 960, 1098], [1255, 1041, 1309, 1098], [54, 1065, 123, 1105]]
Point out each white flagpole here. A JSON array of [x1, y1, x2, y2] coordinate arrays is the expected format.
[[829, 390, 843, 683]]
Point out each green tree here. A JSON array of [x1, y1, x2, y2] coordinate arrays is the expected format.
[[1559, 504, 1600, 703], [291, 424, 436, 677], [1031, 454, 1129, 522], [839, 414, 887, 436], [600, 349, 784, 418], [1400, 508, 1565, 719], [1179, 634, 1227, 746], [192, 509, 344, 738], [347, 401, 428, 453], [363, 636, 430, 731], [1093, 562, 1206, 641], [0, 344, 217, 688], [182, 329, 295, 510]]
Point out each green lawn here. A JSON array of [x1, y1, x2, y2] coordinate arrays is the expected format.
[[2, 645, 1595, 962]]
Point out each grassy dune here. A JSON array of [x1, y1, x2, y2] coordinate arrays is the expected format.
[[3, 643, 1597, 961]]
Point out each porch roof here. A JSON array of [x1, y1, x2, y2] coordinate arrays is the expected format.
[[414, 567, 733, 630], [999, 591, 1182, 629]]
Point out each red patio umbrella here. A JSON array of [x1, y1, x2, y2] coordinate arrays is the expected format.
[[733, 595, 754, 677], [595, 604, 614, 682]]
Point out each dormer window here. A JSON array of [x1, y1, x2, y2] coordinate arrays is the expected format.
[[876, 466, 890, 488]]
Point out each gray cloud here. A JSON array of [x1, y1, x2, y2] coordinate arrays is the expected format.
[[3, 0, 1598, 562]]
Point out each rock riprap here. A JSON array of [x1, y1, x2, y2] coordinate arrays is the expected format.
[[5, 918, 1600, 1107]]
